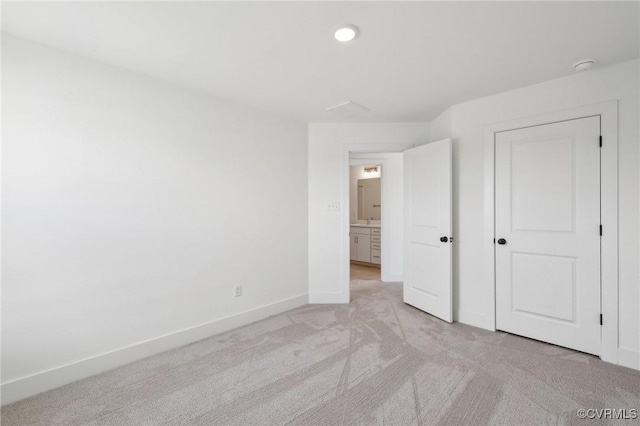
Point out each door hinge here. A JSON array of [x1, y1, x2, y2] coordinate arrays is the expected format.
[[600, 314, 603, 326], [600, 225, 603, 236], [493, 238, 496, 244], [599, 136, 602, 147]]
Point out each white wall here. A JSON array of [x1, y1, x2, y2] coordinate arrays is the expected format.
[[308, 123, 430, 302], [349, 164, 382, 223], [1, 36, 309, 402], [433, 59, 639, 368], [4, 35, 637, 409], [429, 107, 453, 142]]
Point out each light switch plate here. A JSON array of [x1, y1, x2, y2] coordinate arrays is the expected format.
[[328, 202, 340, 211]]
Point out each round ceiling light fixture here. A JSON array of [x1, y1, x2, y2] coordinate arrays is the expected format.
[[334, 24, 359, 42], [573, 59, 596, 72]]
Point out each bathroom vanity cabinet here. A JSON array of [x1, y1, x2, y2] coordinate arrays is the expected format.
[[350, 225, 381, 266]]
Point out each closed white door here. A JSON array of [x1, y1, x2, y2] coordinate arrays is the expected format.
[[403, 139, 453, 323], [495, 116, 601, 355]]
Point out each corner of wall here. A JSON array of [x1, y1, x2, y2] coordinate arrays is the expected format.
[[428, 107, 454, 142]]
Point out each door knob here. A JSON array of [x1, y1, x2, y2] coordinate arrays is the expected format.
[[497, 238, 507, 245], [440, 236, 449, 243]]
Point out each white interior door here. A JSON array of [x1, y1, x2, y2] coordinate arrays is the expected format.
[[495, 116, 601, 355], [403, 139, 453, 322]]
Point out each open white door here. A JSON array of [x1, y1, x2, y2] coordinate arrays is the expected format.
[[403, 139, 453, 322]]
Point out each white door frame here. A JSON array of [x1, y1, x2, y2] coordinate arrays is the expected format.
[[349, 157, 384, 264], [341, 143, 412, 299], [483, 101, 619, 364]]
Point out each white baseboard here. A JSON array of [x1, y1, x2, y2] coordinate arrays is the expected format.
[[308, 292, 349, 304], [455, 311, 639, 372], [1, 293, 309, 406], [617, 347, 640, 371], [381, 273, 403, 283], [456, 309, 495, 331]]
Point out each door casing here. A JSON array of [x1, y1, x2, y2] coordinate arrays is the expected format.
[[341, 144, 413, 302], [483, 101, 619, 364]]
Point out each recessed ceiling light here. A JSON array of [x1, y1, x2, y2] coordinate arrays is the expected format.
[[573, 59, 596, 72], [334, 25, 359, 42]]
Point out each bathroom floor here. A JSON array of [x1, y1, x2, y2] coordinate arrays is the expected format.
[[350, 263, 381, 281]]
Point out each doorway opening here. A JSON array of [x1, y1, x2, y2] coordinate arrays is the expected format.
[[342, 142, 453, 323], [345, 151, 404, 302], [349, 163, 382, 284]]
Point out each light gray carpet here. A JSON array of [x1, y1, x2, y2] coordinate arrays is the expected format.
[[3, 280, 640, 425]]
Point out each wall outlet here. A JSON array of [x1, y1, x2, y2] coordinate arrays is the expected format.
[[234, 285, 242, 297]]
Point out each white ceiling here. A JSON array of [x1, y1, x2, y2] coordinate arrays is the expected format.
[[2, 1, 638, 122]]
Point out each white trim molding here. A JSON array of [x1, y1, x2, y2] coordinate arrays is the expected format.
[[618, 347, 640, 371], [383, 273, 403, 283], [1, 293, 308, 405], [483, 101, 619, 365]]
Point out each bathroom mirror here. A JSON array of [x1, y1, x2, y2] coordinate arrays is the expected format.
[[357, 178, 381, 220]]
